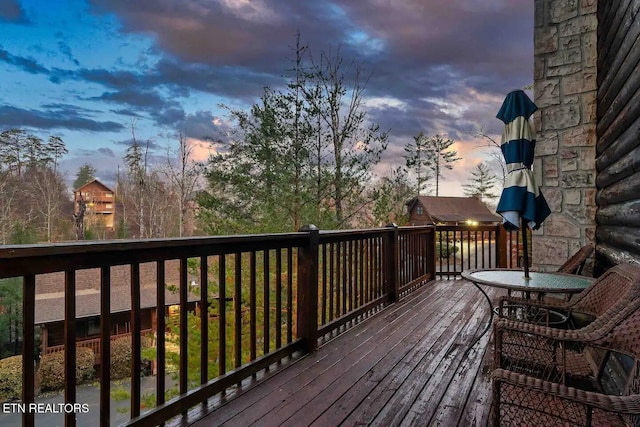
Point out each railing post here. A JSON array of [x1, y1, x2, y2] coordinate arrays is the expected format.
[[426, 226, 436, 280], [384, 223, 399, 302], [496, 224, 508, 268], [297, 224, 319, 353]]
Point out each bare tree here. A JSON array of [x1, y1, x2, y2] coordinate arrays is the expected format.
[[73, 194, 86, 240], [29, 168, 67, 242], [123, 120, 153, 238], [309, 46, 388, 226], [163, 131, 202, 237], [471, 127, 506, 183], [0, 172, 18, 244]]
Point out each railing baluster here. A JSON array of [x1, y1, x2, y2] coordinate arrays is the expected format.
[[22, 274, 35, 427], [249, 251, 256, 360], [367, 238, 372, 302], [64, 270, 77, 427], [438, 231, 443, 279], [275, 248, 282, 350], [377, 236, 382, 297], [488, 231, 496, 268], [329, 243, 335, 321], [466, 231, 471, 270], [460, 230, 463, 273], [348, 239, 353, 312], [359, 239, 364, 306], [263, 250, 270, 355], [321, 243, 327, 325], [218, 255, 226, 375], [178, 259, 188, 401], [336, 242, 341, 317], [235, 252, 242, 368], [474, 230, 479, 268], [156, 261, 166, 408], [200, 256, 208, 385], [100, 267, 111, 427], [287, 248, 293, 344], [130, 263, 141, 418]]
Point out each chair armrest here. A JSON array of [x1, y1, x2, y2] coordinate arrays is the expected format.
[[494, 319, 601, 381], [493, 368, 640, 417], [494, 318, 598, 342]]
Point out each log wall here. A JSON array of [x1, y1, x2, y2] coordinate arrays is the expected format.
[[595, 0, 640, 270]]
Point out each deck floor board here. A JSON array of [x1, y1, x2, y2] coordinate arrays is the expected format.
[[191, 279, 503, 427]]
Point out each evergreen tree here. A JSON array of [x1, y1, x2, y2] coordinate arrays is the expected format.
[[404, 132, 434, 196], [426, 134, 461, 196], [73, 164, 97, 190], [371, 167, 414, 226], [462, 162, 499, 201], [199, 34, 387, 233]]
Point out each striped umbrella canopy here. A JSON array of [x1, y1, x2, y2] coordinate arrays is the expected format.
[[495, 90, 551, 276]]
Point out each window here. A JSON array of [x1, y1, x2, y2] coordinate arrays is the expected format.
[[416, 205, 423, 215], [105, 192, 113, 198], [105, 204, 113, 209]]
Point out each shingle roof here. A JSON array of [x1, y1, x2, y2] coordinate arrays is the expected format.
[[34, 260, 201, 324], [74, 178, 114, 193], [409, 196, 501, 223]]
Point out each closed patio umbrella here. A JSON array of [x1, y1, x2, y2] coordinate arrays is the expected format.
[[495, 90, 551, 278]]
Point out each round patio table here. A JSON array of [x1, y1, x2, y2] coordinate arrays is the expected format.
[[461, 268, 595, 349]]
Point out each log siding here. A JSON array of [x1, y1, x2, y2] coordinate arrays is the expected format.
[[596, 0, 640, 270]]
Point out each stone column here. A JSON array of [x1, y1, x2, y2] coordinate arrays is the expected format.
[[532, 0, 597, 272]]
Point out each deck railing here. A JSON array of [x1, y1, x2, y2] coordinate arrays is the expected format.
[[434, 225, 527, 278], [0, 225, 437, 426], [0, 223, 521, 426]]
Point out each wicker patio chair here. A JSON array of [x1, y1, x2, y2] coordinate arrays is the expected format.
[[492, 299, 640, 426], [493, 263, 640, 385], [496, 262, 640, 328], [556, 245, 594, 275]]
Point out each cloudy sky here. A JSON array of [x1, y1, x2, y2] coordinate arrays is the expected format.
[[0, 0, 534, 195]]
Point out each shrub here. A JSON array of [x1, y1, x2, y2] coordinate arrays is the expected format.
[[0, 355, 23, 401], [110, 336, 153, 380], [436, 242, 459, 258], [38, 347, 95, 391], [110, 337, 132, 379]]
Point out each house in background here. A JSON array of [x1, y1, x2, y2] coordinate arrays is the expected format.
[[406, 195, 501, 226], [73, 179, 116, 231], [35, 260, 201, 365]]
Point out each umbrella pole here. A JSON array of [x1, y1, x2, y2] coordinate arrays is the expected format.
[[521, 218, 530, 278]]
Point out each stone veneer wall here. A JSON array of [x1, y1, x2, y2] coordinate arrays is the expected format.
[[532, 0, 598, 272]]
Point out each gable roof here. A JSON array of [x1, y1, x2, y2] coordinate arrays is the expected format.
[[74, 179, 114, 193], [408, 196, 500, 223]]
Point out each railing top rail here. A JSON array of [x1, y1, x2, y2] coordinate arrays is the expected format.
[[398, 225, 435, 233], [434, 224, 501, 231], [0, 232, 309, 278], [0, 231, 308, 255], [0, 225, 440, 278]]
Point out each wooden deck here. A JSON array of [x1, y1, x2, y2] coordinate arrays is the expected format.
[[190, 279, 505, 427]]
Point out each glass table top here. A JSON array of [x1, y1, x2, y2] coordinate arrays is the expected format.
[[462, 269, 594, 292]]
